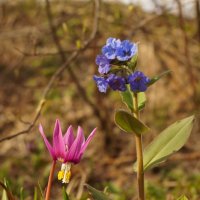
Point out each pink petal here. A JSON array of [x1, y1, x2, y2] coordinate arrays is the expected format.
[[63, 125, 75, 149], [67, 126, 85, 163], [39, 124, 56, 160], [80, 128, 97, 155], [53, 119, 66, 159]]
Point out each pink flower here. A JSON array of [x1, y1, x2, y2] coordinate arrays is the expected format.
[[39, 119, 97, 183], [39, 119, 97, 163]]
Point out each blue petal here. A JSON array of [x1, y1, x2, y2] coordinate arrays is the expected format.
[[93, 75, 108, 93], [107, 74, 126, 91]]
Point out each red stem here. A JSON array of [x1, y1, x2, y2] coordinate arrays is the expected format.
[[45, 161, 56, 200]]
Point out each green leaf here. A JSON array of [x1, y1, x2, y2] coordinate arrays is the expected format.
[[76, 40, 82, 49], [33, 187, 38, 200], [127, 53, 138, 71], [109, 65, 122, 73], [37, 181, 44, 199], [135, 115, 194, 171], [1, 189, 8, 200], [114, 110, 149, 135], [62, 187, 69, 200], [120, 89, 146, 112], [120, 86, 133, 112], [86, 184, 111, 200], [148, 70, 171, 86], [138, 92, 146, 111], [20, 187, 24, 200], [1, 180, 8, 200], [0, 181, 15, 200], [177, 195, 189, 200]]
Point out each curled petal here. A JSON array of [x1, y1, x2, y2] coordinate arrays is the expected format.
[[67, 126, 85, 163], [80, 128, 97, 156], [53, 119, 66, 159], [39, 124, 56, 160], [64, 125, 75, 150]]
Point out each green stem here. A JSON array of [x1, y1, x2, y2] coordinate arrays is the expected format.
[[45, 161, 56, 200], [133, 93, 145, 200]]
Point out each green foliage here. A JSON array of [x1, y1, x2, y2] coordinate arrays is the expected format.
[[104, 183, 130, 200], [1, 190, 8, 200], [137, 92, 146, 111], [120, 86, 146, 112], [177, 195, 189, 200], [134, 115, 194, 171], [48, 88, 62, 100], [33, 187, 38, 200], [0, 180, 15, 200], [146, 183, 166, 200], [86, 184, 111, 200], [62, 187, 70, 200], [1, 0, 199, 199], [127, 53, 138, 71], [37, 182, 44, 200], [148, 70, 171, 86], [120, 87, 133, 112], [114, 110, 149, 135], [109, 66, 123, 73], [19, 187, 24, 200], [76, 40, 82, 49]]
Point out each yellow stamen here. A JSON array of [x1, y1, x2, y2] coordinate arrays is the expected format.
[[63, 170, 71, 183], [58, 170, 64, 180], [58, 163, 72, 184]]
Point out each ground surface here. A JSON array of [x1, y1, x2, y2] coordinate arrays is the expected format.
[[0, 0, 200, 199]]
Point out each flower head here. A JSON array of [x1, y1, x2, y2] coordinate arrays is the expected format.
[[93, 38, 149, 94], [39, 120, 97, 183], [107, 74, 126, 91], [128, 71, 150, 92], [102, 37, 121, 59], [96, 54, 111, 74], [116, 40, 137, 61], [93, 75, 108, 93]]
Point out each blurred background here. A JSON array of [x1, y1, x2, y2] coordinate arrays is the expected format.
[[0, 0, 200, 199]]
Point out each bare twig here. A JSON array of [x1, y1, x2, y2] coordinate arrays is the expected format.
[[196, 0, 200, 42], [0, 0, 100, 143], [175, 0, 197, 102], [0, 100, 45, 142], [129, 1, 181, 37], [133, 15, 159, 32], [45, 0, 106, 129], [15, 47, 74, 57], [15, 45, 100, 57]]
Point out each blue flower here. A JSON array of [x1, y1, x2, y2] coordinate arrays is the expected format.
[[102, 38, 121, 59], [93, 75, 108, 93], [128, 71, 150, 92], [116, 40, 137, 61], [96, 54, 111, 74], [107, 74, 126, 91]]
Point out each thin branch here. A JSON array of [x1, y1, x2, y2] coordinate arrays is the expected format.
[[14, 47, 74, 57], [175, 0, 197, 102], [195, 0, 200, 42], [45, 0, 105, 126], [0, 0, 100, 143], [0, 100, 45, 142], [15, 45, 100, 57]]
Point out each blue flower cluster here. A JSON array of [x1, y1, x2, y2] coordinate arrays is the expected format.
[[95, 38, 137, 75], [94, 37, 150, 93]]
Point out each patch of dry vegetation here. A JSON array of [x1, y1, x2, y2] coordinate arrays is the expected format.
[[0, 0, 200, 199]]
